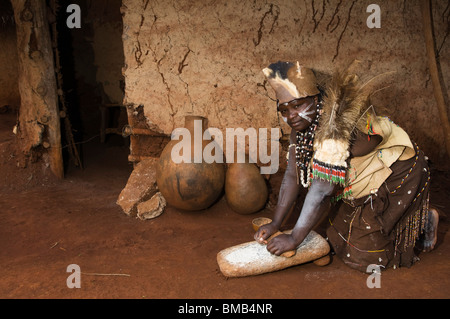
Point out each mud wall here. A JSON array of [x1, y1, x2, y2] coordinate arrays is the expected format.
[[121, 0, 449, 165]]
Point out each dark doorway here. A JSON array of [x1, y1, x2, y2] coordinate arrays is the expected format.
[[49, 0, 130, 177]]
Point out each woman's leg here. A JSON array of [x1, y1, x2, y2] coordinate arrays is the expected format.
[[421, 207, 439, 252]]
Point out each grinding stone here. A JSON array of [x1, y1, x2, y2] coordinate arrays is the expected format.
[[217, 230, 330, 277]]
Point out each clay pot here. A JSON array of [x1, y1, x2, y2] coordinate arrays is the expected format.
[[156, 116, 225, 211], [225, 159, 268, 215]]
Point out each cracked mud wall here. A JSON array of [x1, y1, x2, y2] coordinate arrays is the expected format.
[[121, 0, 449, 164]]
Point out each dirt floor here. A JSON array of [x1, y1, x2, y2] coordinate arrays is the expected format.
[[1, 111, 449, 299]]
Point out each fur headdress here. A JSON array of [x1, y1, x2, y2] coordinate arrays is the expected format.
[[262, 61, 320, 101]]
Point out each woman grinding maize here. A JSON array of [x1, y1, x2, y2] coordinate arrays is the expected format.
[[254, 61, 439, 271]]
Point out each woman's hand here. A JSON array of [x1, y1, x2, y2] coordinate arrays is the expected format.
[[254, 222, 278, 244], [266, 233, 298, 256]]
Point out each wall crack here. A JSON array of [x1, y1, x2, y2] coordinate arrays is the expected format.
[[178, 47, 192, 74], [326, 0, 342, 33], [311, 0, 326, 33], [253, 3, 280, 47], [332, 0, 355, 62]]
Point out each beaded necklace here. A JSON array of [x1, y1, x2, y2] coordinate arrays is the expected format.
[[288, 102, 322, 188]]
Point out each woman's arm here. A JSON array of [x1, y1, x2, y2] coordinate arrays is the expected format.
[[254, 130, 301, 242], [266, 130, 382, 255], [267, 178, 336, 255]]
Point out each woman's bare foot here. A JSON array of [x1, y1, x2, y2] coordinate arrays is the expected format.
[[422, 208, 439, 252]]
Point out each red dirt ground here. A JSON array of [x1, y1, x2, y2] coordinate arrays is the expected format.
[[1, 111, 449, 299]]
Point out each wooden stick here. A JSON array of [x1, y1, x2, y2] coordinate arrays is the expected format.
[[421, 0, 450, 158], [49, 0, 83, 169], [81, 272, 131, 277]]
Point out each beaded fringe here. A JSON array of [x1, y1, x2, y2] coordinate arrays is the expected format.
[[394, 193, 430, 255], [312, 158, 347, 186], [331, 186, 353, 203], [393, 157, 431, 255]]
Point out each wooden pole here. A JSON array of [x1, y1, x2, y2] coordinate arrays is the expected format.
[[421, 0, 450, 159], [49, 0, 83, 169], [11, 0, 64, 178]]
